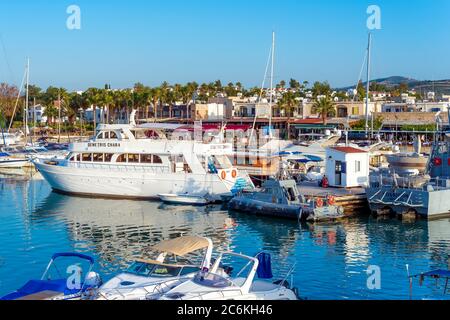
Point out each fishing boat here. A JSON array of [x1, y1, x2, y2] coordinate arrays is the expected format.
[[229, 178, 345, 221], [94, 236, 229, 300], [0, 253, 102, 300], [158, 193, 212, 205], [32, 118, 253, 201], [0, 152, 29, 168], [159, 252, 299, 300]]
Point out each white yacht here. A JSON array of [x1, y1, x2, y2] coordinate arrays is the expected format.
[[159, 252, 299, 301], [33, 123, 253, 200], [94, 236, 220, 300]]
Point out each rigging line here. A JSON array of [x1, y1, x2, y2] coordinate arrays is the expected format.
[[0, 33, 16, 85], [353, 50, 368, 103], [250, 45, 273, 143], [7, 68, 26, 132]]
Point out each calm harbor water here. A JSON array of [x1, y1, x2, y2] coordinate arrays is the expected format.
[[0, 171, 449, 300]]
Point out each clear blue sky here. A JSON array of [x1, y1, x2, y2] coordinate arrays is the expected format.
[[0, 0, 449, 91]]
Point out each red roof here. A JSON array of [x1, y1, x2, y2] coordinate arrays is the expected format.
[[292, 119, 323, 124], [330, 147, 368, 154]]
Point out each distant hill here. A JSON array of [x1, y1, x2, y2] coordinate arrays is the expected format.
[[340, 76, 450, 95]]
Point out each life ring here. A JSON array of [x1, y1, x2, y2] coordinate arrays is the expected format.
[[221, 171, 227, 180], [316, 198, 324, 208], [327, 195, 336, 206], [231, 170, 237, 179]]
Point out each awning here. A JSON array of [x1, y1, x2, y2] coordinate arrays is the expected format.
[[152, 236, 210, 256]]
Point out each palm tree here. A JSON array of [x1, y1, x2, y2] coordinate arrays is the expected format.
[[312, 96, 336, 125], [278, 92, 298, 118]]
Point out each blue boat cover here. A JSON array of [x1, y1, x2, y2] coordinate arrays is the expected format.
[[0, 279, 82, 300], [0, 152, 10, 157], [421, 269, 450, 278], [52, 252, 94, 264], [256, 252, 273, 279]]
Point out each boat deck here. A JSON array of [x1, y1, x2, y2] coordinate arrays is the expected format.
[[297, 182, 369, 216]]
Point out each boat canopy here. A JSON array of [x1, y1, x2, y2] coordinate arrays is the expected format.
[[51, 252, 95, 264], [152, 236, 210, 256], [0, 152, 10, 157]]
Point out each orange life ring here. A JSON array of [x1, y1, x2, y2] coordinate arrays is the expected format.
[[231, 170, 237, 179], [327, 195, 336, 206], [316, 198, 324, 208], [221, 171, 227, 180]]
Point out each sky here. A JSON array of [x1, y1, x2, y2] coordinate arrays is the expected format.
[[0, 0, 449, 91]]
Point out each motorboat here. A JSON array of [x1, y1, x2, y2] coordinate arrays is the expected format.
[[0, 152, 29, 168], [0, 253, 102, 300], [94, 236, 228, 300], [33, 121, 253, 201], [159, 252, 299, 300], [229, 178, 345, 221], [158, 193, 212, 205]]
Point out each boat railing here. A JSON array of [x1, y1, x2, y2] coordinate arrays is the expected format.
[[95, 279, 181, 300], [68, 162, 171, 174], [369, 174, 450, 191]]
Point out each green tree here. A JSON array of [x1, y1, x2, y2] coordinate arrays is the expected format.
[[278, 92, 298, 118], [312, 96, 336, 125], [312, 81, 332, 98]]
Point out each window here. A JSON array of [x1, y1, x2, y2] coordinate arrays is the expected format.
[[153, 155, 163, 164], [116, 154, 127, 163], [141, 154, 153, 164], [128, 154, 140, 163], [179, 267, 200, 276], [104, 154, 113, 162], [355, 160, 361, 173], [110, 131, 118, 139], [82, 153, 92, 162], [93, 153, 104, 162]]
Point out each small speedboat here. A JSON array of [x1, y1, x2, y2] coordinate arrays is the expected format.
[[0, 152, 29, 168], [158, 193, 211, 205], [159, 252, 299, 301], [0, 253, 102, 300], [95, 236, 228, 300]]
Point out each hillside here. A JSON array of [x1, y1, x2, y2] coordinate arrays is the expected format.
[[340, 76, 450, 94]]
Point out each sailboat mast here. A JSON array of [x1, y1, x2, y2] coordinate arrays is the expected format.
[[364, 33, 372, 135], [269, 31, 275, 138], [25, 58, 30, 144]]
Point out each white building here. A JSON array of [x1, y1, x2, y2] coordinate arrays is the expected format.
[[27, 104, 47, 124], [85, 106, 107, 123], [325, 147, 369, 188]]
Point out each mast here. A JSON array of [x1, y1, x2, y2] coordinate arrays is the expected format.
[[58, 90, 61, 143], [269, 31, 275, 139], [25, 57, 30, 145], [364, 33, 372, 136]]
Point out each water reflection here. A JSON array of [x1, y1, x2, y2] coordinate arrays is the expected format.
[[1, 176, 450, 299]]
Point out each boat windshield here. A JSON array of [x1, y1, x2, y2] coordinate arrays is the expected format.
[[193, 273, 234, 288], [126, 261, 195, 278]]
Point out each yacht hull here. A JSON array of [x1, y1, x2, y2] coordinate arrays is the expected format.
[[34, 162, 234, 201]]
